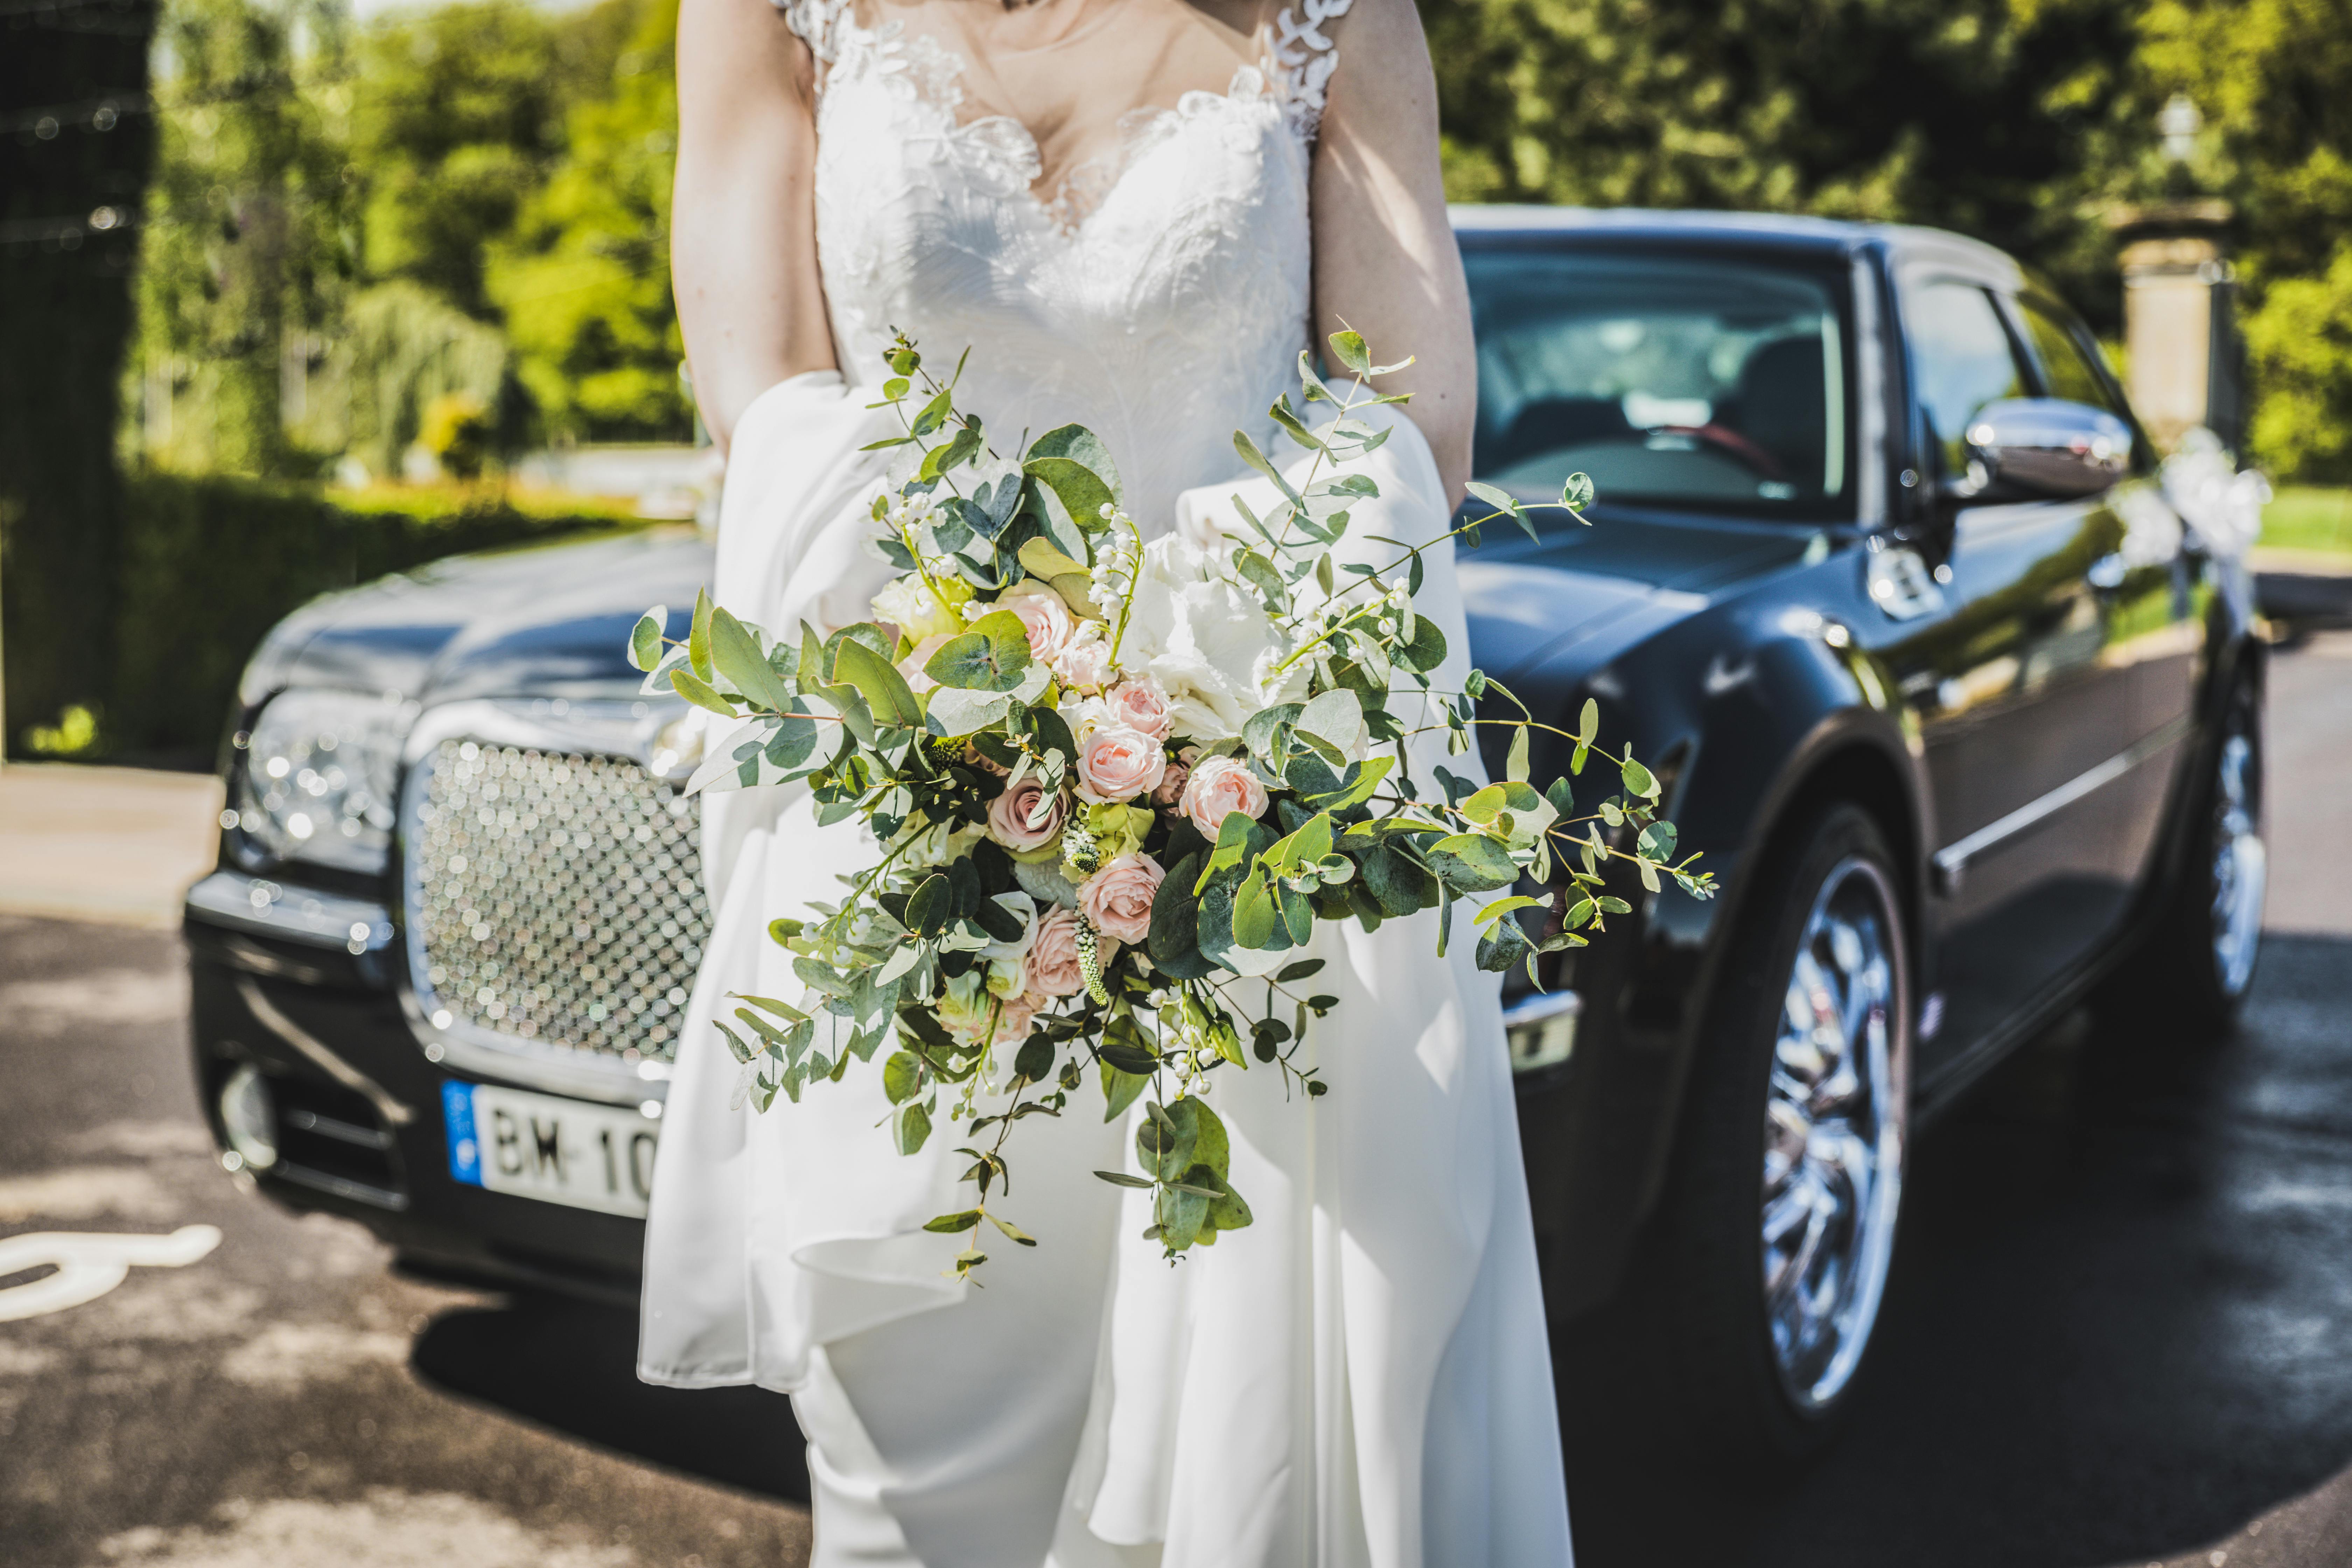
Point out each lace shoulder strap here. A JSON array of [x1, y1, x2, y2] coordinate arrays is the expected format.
[[774, 0, 849, 65], [1270, 0, 1355, 141]]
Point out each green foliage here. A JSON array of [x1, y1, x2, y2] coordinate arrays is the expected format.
[[132, 0, 352, 478], [2135, 0, 2352, 285], [2242, 245, 2352, 484], [348, 0, 631, 317], [418, 391, 496, 479], [2259, 486, 2352, 556], [1422, 0, 2149, 328], [127, 0, 678, 479], [2131, 0, 2352, 479], [1425, 0, 2352, 481], [331, 280, 510, 481], [486, 0, 689, 442]]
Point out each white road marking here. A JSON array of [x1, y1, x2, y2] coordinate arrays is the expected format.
[[0, 1225, 222, 1322], [0, 1164, 178, 1223]]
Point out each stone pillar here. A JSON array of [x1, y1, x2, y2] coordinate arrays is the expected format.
[[2108, 199, 2240, 451]]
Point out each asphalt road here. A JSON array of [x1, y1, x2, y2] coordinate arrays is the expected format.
[[2, 631, 2348, 1568]]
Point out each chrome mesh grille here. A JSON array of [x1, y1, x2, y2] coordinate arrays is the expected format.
[[408, 739, 709, 1063]]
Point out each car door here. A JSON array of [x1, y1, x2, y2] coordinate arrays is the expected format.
[[2006, 291, 2204, 892], [1876, 276, 2135, 1076]]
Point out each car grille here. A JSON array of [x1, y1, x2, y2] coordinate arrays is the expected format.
[[407, 739, 710, 1064]]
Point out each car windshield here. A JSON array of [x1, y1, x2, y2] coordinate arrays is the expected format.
[[1463, 247, 1853, 520]]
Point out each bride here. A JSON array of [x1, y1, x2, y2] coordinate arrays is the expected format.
[[637, 0, 1574, 1563]]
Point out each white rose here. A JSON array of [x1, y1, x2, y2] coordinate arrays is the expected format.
[[1120, 535, 1291, 744]]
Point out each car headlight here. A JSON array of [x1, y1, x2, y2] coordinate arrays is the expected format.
[[230, 689, 413, 873]]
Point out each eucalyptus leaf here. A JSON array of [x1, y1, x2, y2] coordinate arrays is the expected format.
[[710, 607, 792, 711], [629, 607, 666, 673], [670, 666, 738, 719], [1024, 425, 1120, 520], [831, 640, 924, 729], [689, 587, 715, 682], [1399, 615, 1448, 673], [925, 611, 1032, 693]]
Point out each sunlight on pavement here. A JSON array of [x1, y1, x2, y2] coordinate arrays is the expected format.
[[97, 1490, 638, 1568], [0, 764, 221, 927]]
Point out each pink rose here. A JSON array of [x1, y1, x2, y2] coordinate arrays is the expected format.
[[1029, 906, 1111, 997], [986, 776, 1066, 853], [994, 581, 1075, 662], [1152, 758, 1190, 808], [1080, 853, 1164, 945], [1180, 754, 1269, 838], [944, 988, 1046, 1047], [1076, 723, 1168, 804], [1052, 631, 1116, 693], [897, 633, 954, 694], [994, 990, 1045, 1044], [1104, 677, 1174, 742]]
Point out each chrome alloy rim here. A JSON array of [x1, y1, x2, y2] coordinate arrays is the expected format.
[[1761, 856, 1908, 1412], [2211, 730, 2267, 1000]]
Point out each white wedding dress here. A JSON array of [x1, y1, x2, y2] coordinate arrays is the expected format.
[[637, 3, 1574, 1563]]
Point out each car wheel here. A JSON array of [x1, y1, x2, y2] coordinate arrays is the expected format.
[[2099, 680, 2267, 1040], [1651, 803, 1911, 1463]]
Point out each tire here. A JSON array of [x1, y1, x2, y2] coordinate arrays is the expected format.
[[1643, 802, 1912, 1465], [2096, 680, 2267, 1042]]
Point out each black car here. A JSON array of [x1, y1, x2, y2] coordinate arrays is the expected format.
[[186, 208, 2266, 1464]]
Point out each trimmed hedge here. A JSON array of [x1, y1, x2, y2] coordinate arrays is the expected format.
[[92, 474, 648, 764]]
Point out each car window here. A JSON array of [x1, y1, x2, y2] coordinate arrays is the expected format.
[[1461, 249, 1851, 519], [2014, 296, 2123, 414], [1902, 280, 2030, 478]]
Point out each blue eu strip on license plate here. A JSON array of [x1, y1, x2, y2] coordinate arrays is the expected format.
[[443, 1080, 484, 1186]]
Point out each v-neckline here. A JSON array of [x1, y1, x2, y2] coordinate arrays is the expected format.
[[826, 14, 1287, 239]]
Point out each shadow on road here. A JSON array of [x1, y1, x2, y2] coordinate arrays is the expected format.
[[412, 1295, 813, 1505], [1563, 932, 2352, 1568]]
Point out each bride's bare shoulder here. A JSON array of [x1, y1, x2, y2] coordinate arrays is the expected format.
[[678, 0, 819, 112], [1312, 0, 1432, 73]]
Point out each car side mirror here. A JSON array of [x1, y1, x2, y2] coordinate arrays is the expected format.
[[1950, 397, 2133, 504]]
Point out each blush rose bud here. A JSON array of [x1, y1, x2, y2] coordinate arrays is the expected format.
[[1179, 754, 1270, 839]]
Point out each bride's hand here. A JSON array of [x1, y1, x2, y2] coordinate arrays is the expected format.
[[1308, 0, 1479, 511]]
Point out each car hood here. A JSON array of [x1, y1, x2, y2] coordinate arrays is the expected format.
[[1458, 504, 1820, 680], [243, 507, 1821, 709], [242, 526, 718, 708]]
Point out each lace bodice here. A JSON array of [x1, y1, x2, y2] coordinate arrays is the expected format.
[[774, 0, 1352, 525]]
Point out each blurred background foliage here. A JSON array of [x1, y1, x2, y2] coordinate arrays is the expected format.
[[1422, 0, 2352, 484], [5, 0, 2352, 759], [129, 0, 688, 483]]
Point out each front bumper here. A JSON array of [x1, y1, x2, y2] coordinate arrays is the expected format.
[[184, 868, 653, 1304]]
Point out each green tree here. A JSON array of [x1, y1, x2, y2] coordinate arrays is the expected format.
[[2130, 0, 2352, 479], [486, 0, 688, 443], [1421, 0, 2147, 328], [132, 0, 351, 478], [348, 0, 632, 318]]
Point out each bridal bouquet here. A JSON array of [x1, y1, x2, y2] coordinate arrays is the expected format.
[[631, 332, 1712, 1276]]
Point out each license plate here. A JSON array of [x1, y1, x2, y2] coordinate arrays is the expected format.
[[442, 1080, 659, 1218]]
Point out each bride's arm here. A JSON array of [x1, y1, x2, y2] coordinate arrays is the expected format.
[[1309, 0, 1478, 508], [673, 0, 837, 451]]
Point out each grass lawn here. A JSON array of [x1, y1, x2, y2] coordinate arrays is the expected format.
[[2262, 486, 2352, 559]]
